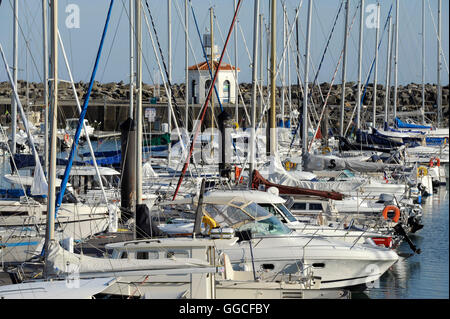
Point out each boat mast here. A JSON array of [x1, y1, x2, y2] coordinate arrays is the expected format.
[[340, 0, 350, 136], [421, 0, 426, 125], [267, 0, 277, 156], [42, 0, 49, 174], [287, 11, 292, 128], [168, 0, 172, 132], [302, 0, 312, 153], [437, 0, 442, 127], [373, 2, 380, 128], [356, 0, 364, 130], [259, 13, 263, 117], [296, 8, 302, 141], [209, 6, 214, 157], [384, 15, 392, 126], [249, 0, 260, 186], [11, 0, 18, 155], [393, 0, 399, 121], [135, 0, 143, 210], [234, 0, 239, 123], [129, 0, 134, 118], [185, 0, 189, 128], [281, 4, 286, 128], [44, 0, 58, 276], [167, 0, 172, 165]]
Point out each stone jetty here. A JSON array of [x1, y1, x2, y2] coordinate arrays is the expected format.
[[0, 80, 448, 130]]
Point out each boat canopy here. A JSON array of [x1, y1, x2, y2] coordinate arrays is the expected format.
[[395, 117, 432, 129]]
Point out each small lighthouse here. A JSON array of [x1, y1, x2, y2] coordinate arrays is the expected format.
[[188, 33, 239, 105]]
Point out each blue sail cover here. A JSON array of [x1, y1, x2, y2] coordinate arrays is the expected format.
[[12, 154, 87, 170], [395, 117, 432, 129]]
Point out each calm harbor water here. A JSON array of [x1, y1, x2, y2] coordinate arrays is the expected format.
[[357, 183, 449, 299]]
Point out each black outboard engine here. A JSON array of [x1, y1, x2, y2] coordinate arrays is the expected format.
[[393, 223, 421, 254]]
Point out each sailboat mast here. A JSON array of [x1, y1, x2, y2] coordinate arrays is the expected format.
[[44, 0, 58, 275], [135, 0, 143, 208], [356, 0, 364, 130], [393, 0, 399, 121], [185, 0, 189, 128], [302, 0, 312, 153], [437, 0, 442, 127], [421, 0, 425, 124], [281, 4, 286, 127], [373, 3, 380, 128], [167, 0, 172, 165], [267, 0, 277, 156], [384, 16, 392, 125], [42, 0, 49, 174], [296, 8, 302, 141], [11, 0, 18, 155], [340, 0, 350, 136], [129, 0, 134, 118], [249, 0, 260, 186], [234, 0, 239, 123]]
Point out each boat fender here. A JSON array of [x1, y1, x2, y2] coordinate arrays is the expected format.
[[417, 166, 428, 177], [382, 205, 401, 223], [429, 157, 440, 167], [202, 215, 219, 235]]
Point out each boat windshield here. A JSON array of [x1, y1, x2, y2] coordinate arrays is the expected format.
[[203, 201, 291, 236], [258, 203, 297, 223], [275, 204, 298, 223], [235, 215, 291, 236]]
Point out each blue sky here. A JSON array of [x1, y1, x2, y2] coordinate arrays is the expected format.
[[0, 0, 448, 86]]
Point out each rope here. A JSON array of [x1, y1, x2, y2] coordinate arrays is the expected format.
[[144, 0, 184, 128], [172, 0, 243, 201]]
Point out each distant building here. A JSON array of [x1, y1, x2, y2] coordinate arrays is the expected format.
[[188, 35, 239, 106], [188, 60, 239, 105]]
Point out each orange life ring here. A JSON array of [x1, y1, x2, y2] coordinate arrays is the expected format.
[[64, 133, 70, 143], [429, 157, 441, 167], [382, 205, 400, 223]]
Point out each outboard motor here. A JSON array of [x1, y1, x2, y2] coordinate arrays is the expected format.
[[393, 223, 421, 254]]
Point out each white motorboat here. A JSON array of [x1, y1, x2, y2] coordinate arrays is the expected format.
[[153, 190, 399, 289]]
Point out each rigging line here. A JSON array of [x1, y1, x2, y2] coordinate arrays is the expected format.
[[54, 0, 115, 217], [144, 0, 184, 128], [310, 0, 344, 93], [7, 0, 43, 83], [188, 2, 246, 169], [119, 0, 156, 86], [288, 1, 361, 155], [0, 44, 46, 192], [172, 0, 243, 201], [427, 0, 449, 75], [0, 124, 31, 205], [141, 2, 199, 189], [214, 13, 251, 124], [99, 2, 125, 82], [345, 4, 394, 136], [298, 0, 343, 128]]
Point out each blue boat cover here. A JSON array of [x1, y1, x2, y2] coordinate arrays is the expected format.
[[395, 117, 432, 129]]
